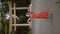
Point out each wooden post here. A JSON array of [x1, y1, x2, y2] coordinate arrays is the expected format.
[[8, 1, 12, 34], [14, 2, 16, 31]]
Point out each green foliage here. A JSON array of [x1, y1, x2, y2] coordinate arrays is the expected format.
[[29, 30, 32, 34], [0, 1, 9, 34], [0, 10, 2, 32]]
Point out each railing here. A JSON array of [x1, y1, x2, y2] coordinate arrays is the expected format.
[[8, 1, 31, 34]]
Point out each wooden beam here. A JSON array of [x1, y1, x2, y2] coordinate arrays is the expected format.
[[12, 24, 30, 26], [12, 7, 29, 9]]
